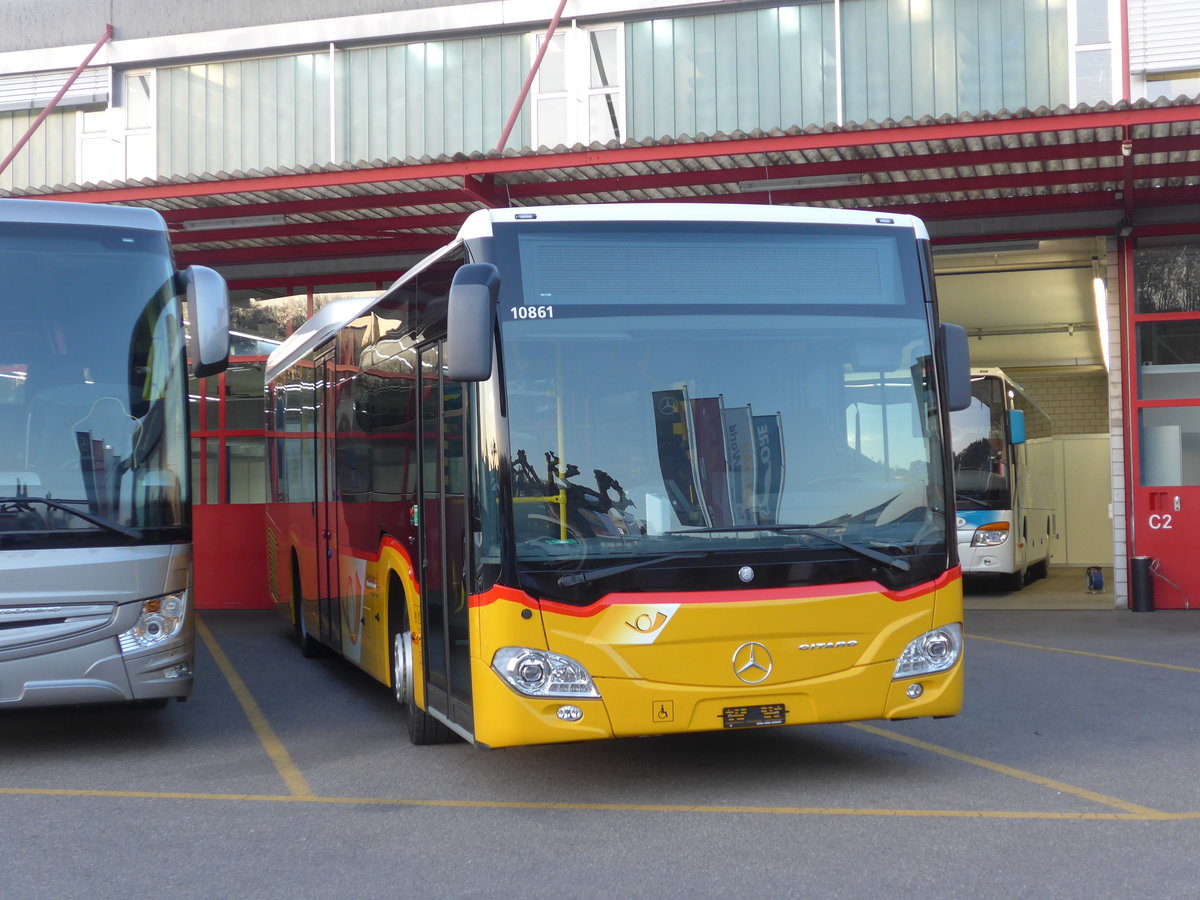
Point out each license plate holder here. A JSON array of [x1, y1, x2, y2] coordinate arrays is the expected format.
[[722, 703, 786, 728]]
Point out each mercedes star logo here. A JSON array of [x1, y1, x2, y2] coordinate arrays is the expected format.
[[732, 641, 773, 684]]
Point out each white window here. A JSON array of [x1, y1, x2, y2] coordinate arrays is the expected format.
[[0, 66, 109, 113], [531, 24, 624, 150], [1128, 0, 1200, 101], [1069, 0, 1121, 105], [77, 70, 155, 184], [1142, 69, 1200, 101], [123, 72, 155, 179]]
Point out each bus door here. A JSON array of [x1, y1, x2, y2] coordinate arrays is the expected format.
[[418, 342, 473, 732], [314, 349, 341, 648]]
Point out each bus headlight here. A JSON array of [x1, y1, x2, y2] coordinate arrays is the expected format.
[[971, 522, 1010, 546], [893, 623, 962, 680], [119, 593, 187, 652], [492, 647, 600, 698]]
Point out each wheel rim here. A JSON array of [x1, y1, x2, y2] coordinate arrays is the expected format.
[[393, 630, 414, 706]]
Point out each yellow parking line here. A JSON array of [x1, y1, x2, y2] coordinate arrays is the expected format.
[[0, 785, 1192, 820], [195, 615, 314, 798], [968, 634, 1200, 673], [849, 722, 1163, 816]]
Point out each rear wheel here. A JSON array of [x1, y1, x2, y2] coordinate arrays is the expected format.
[[390, 576, 452, 745], [293, 558, 321, 658]]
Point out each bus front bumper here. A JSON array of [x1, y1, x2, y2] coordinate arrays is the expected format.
[[0, 632, 193, 708], [471, 656, 962, 749]]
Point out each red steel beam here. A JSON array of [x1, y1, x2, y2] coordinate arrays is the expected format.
[[174, 233, 448, 266], [152, 140, 1133, 223], [31, 103, 1200, 205], [933, 227, 1116, 245], [461, 174, 505, 207], [184, 180, 1200, 265], [171, 212, 467, 244], [158, 188, 479, 222], [877, 182, 1200, 222], [620, 160, 1196, 208], [175, 190, 1179, 269], [225, 271, 402, 290]]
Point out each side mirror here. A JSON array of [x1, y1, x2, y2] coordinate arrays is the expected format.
[[446, 263, 500, 382], [185, 265, 230, 378], [940, 323, 971, 412], [1008, 409, 1026, 445]]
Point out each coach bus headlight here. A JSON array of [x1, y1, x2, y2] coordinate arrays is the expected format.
[[119, 593, 187, 652], [970, 522, 1010, 546], [893, 623, 962, 680], [492, 647, 601, 699]]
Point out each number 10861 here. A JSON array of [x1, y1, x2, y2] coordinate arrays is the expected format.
[[510, 305, 554, 319]]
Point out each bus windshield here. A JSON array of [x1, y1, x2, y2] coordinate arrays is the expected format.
[[495, 221, 948, 587], [0, 221, 190, 546], [950, 375, 1012, 510]]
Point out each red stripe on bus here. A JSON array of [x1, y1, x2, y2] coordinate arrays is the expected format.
[[468, 567, 960, 616]]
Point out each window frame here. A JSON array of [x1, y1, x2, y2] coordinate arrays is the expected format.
[[530, 23, 625, 150]]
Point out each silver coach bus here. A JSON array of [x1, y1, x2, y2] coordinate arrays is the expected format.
[[0, 199, 228, 708]]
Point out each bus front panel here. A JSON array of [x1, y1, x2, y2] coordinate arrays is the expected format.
[[469, 573, 962, 748]]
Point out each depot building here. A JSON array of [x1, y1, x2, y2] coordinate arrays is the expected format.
[[2, 0, 1199, 610]]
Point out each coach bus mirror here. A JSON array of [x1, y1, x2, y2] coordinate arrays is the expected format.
[[940, 323, 971, 411], [184, 265, 231, 379], [447, 263, 500, 382], [1009, 409, 1026, 445]]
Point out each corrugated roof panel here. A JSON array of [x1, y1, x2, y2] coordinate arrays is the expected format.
[[3, 97, 1198, 269]]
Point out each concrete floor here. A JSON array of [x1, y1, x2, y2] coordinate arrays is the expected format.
[[964, 564, 1117, 610]]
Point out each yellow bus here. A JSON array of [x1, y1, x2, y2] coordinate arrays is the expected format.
[[264, 204, 971, 747]]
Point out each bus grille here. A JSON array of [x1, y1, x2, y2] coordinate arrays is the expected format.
[[0, 604, 116, 651]]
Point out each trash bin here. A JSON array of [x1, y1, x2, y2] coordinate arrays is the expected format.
[[1130, 556, 1154, 612]]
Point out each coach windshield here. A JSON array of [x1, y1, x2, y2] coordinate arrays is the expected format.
[[0, 221, 190, 548]]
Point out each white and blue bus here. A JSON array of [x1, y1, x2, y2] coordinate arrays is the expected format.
[[951, 367, 1055, 590], [0, 199, 229, 708]]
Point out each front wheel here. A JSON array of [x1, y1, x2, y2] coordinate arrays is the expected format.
[[391, 606, 452, 745], [1002, 567, 1027, 592], [130, 698, 169, 709], [1029, 556, 1050, 582]]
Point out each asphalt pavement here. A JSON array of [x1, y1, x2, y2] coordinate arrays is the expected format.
[[2, 574, 1199, 899]]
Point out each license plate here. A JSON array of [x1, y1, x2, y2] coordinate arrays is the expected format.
[[722, 703, 786, 728]]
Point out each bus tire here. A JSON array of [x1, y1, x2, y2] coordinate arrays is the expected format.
[[390, 576, 451, 745], [1003, 568, 1026, 592], [292, 557, 321, 658], [1030, 556, 1049, 581], [130, 698, 168, 709]]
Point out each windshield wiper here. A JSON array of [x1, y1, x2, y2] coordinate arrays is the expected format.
[[557, 552, 707, 588], [0, 496, 142, 540], [954, 494, 991, 509], [666, 524, 910, 573]]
